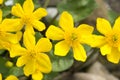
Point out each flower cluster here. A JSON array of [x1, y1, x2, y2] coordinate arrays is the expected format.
[[0, 0, 120, 80]]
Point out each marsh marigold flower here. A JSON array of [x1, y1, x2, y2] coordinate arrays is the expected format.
[[46, 11, 94, 62], [10, 31, 52, 80], [5, 0, 47, 34], [89, 17, 120, 63], [0, 10, 22, 50], [0, 73, 18, 80], [0, 0, 3, 4]]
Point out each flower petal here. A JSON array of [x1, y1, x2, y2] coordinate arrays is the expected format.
[[107, 48, 120, 64], [33, 8, 47, 20], [25, 25, 35, 35], [10, 44, 26, 57], [85, 35, 106, 47], [35, 38, 52, 53], [23, 31, 35, 49], [32, 72, 43, 80], [59, 11, 73, 31], [23, 0, 34, 14], [97, 18, 112, 35], [2, 19, 22, 32], [11, 3, 24, 17], [77, 24, 94, 35], [0, 73, 2, 80], [55, 40, 70, 56], [4, 31, 22, 44], [113, 17, 120, 31], [5, 75, 18, 80], [36, 53, 52, 73], [73, 43, 87, 62], [32, 20, 45, 31], [46, 25, 64, 40], [17, 55, 29, 67], [0, 9, 2, 23], [23, 59, 36, 76], [100, 44, 111, 55], [0, 0, 3, 4]]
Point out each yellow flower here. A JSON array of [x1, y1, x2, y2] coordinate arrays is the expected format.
[[0, 0, 3, 4], [10, 31, 52, 79], [90, 17, 120, 63], [46, 11, 94, 62], [0, 10, 22, 50], [0, 73, 18, 80], [0, 74, 2, 80], [7, 0, 47, 34], [5, 75, 18, 80]]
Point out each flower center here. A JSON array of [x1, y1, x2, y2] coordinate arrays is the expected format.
[[22, 14, 33, 25], [71, 33, 77, 41], [106, 31, 120, 47], [28, 49, 37, 58]]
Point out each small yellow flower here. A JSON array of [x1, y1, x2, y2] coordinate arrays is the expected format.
[[0, 0, 3, 4], [5, 75, 18, 80], [0, 74, 2, 80], [10, 31, 52, 79], [46, 11, 94, 62], [6, 0, 47, 34], [89, 17, 120, 63], [0, 10, 22, 50], [0, 73, 18, 80]]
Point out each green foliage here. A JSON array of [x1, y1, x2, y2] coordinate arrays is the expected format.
[[49, 49, 74, 72], [43, 72, 58, 80], [8, 67, 24, 77], [0, 57, 9, 77], [57, 0, 97, 22]]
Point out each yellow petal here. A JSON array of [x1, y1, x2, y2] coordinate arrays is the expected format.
[[88, 35, 106, 47], [0, 10, 2, 23], [35, 38, 52, 52], [5, 75, 18, 80], [23, 0, 34, 14], [23, 59, 36, 76], [33, 8, 47, 20], [10, 44, 26, 57], [59, 11, 73, 31], [107, 48, 120, 64], [77, 24, 94, 35], [100, 44, 111, 55], [4, 31, 22, 44], [25, 25, 35, 35], [97, 18, 112, 35], [0, 0, 3, 4], [16, 55, 28, 67], [113, 17, 120, 31], [0, 73, 2, 80], [23, 31, 35, 49], [36, 53, 52, 73], [32, 20, 45, 31], [73, 43, 87, 62], [32, 72, 43, 80], [55, 40, 70, 56], [11, 3, 24, 17], [1, 19, 22, 32], [46, 25, 64, 40]]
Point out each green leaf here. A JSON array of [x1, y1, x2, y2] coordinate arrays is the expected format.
[[107, 10, 119, 25], [49, 49, 74, 72], [43, 72, 58, 80], [0, 57, 9, 77], [2, 6, 11, 18], [8, 66, 24, 77], [35, 32, 43, 42], [57, 0, 97, 22], [0, 50, 5, 55]]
